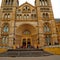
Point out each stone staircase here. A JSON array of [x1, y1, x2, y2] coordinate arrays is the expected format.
[[0, 48, 53, 57]]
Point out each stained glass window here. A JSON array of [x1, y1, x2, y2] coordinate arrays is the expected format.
[[3, 25, 9, 32], [23, 30, 31, 35]]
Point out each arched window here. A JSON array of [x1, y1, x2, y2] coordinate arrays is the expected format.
[[11, 0, 14, 5], [2, 36, 8, 44], [43, 13, 45, 18], [40, 0, 42, 6], [19, 14, 22, 19], [45, 35, 51, 45], [45, 0, 48, 6], [42, 0, 44, 6], [23, 14, 29, 19], [27, 14, 29, 19], [24, 14, 26, 19], [42, 13, 49, 18], [23, 6, 30, 11], [31, 14, 33, 19], [46, 13, 49, 18], [5, 0, 8, 4], [8, 13, 10, 19], [17, 9, 21, 14], [4, 13, 10, 19], [31, 14, 36, 19], [34, 14, 36, 18], [9, 0, 10, 4], [40, 0, 48, 6], [23, 7, 26, 11], [16, 14, 19, 19], [3, 24, 9, 32], [27, 6, 30, 11], [44, 24, 50, 32], [32, 9, 35, 13], [5, 0, 14, 5], [23, 30, 31, 35], [5, 0, 10, 5], [4, 14, 7, 19]]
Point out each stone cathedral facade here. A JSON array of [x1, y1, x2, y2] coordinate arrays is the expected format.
[[0, 0, 60, 49]]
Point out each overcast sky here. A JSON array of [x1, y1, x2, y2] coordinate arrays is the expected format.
[[0, 0, 60, 18]]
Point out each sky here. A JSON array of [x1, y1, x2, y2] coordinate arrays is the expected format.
[[0, 0, 60, 18]]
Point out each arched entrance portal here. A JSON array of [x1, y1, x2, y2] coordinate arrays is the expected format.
[[16, 24, 37, 48]]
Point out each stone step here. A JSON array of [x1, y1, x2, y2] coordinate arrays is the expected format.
[[0, 49, 53, 57]]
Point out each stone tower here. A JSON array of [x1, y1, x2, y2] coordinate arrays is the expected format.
[[35, 0, 58, 47], [0, 0, 19, 47]]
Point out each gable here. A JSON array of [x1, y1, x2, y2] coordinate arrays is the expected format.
[[16, 2, 36, 13]]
